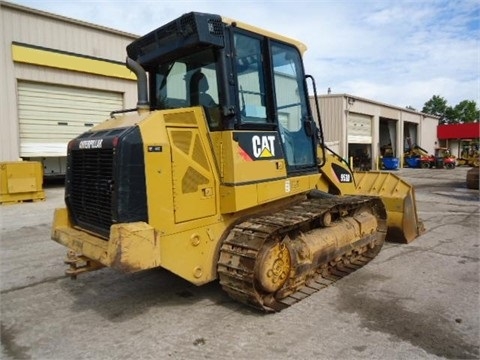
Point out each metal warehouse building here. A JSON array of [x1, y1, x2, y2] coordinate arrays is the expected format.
[[1, 1, 439, 174], [0, 1, 138, 176], [313, 95, 439, 170]]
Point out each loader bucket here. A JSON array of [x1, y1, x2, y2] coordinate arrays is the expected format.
[[350, 171, 425, 243]]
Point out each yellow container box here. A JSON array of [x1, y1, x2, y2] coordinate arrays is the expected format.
[[0, 161, 46, 204]]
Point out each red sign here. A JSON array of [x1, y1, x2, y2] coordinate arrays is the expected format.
[[437, 123, 480, 139]]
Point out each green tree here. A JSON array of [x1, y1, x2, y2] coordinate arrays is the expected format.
[[422, 95, 449, 123], [444, 106, 458, 124], [453, 100, 480, 123], [422, 96, 479, 124]]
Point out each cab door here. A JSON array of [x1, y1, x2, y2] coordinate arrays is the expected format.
[[271, 42, 317, 174], [232, 31, 317, 176]]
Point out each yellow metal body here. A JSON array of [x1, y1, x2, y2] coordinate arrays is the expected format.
[[53, 107, 424, 287], [220, 16, 307, 54], [316, 151, 424, 243], [52, 107, 320, 284], [457, 154, 480, 167], [50, 13, 424, 310], [1, 161, 45, 204], [53, 107, 424, 283], [350, 171, 424, 243]]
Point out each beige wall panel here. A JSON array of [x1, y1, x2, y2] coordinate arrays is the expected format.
[[379, 107, 400, 120], [348, 101, 377, 116], [1, 2, 139, 161], [420, 117, 439, 154], [2, 5, 136, 62], [316, 96, 344, 143], [401, 112, 422, 124], [1, 4, 19, 160]]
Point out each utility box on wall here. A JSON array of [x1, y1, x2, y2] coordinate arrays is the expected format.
[[0, 161, 46, 204]]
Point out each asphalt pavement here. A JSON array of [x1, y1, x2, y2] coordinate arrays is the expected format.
[[0, 167, 478, 360]]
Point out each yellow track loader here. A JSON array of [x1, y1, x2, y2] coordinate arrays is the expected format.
[[52, 12, 423, 312]]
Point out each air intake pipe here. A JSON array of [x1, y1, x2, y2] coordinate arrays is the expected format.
[[126, 57, 149, 111]]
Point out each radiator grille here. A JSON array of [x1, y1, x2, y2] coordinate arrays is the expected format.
[[69, 148, 114, 237]]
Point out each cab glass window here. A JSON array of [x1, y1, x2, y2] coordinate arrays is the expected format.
[[272, 42, 314, 168], [272, 43, 307, 132], [234, 33, 268, 124], [152, 48, 221, 128]]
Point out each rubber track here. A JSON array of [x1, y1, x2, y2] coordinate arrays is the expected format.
[[217, 195, 386, 312]]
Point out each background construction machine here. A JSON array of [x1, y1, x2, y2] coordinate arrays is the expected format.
[[434, 147, 456, 169], [457, 142, 480, 167], [404, 143, 455, 169], [51, 12, 423, 312], [404, 144, 434, 168]]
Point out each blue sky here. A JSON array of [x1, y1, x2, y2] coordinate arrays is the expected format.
[[9, 0, 480, 111]]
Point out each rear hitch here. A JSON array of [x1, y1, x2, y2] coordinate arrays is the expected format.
[[64, 250, 104, 279]]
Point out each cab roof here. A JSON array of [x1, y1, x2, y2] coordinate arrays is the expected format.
[[221, 16, 308, 54]]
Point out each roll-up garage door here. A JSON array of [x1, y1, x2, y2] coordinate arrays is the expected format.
[[348, 113, 372, 144], [18, 81, 123, 157]]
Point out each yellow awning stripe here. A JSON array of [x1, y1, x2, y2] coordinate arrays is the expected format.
[[11, 43, 136, 81]]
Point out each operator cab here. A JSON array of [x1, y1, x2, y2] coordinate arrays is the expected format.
[[127, 12, 318, 175]]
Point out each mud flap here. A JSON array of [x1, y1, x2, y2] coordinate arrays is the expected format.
[[351, 171, 425, 243]]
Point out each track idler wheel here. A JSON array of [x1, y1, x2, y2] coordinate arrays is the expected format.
[[256, 242, 291, 293]]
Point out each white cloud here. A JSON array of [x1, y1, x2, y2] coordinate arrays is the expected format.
[[8, 0, 480, 110]]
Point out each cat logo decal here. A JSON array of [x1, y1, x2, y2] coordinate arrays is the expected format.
[[234, 132, 283, 161]]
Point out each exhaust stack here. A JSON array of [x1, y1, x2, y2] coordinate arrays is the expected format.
[[126, 57, 149, 111]]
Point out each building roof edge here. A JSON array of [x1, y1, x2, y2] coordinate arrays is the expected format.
[[315, 93, 440, 119], [0, 0, 139, 39]]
